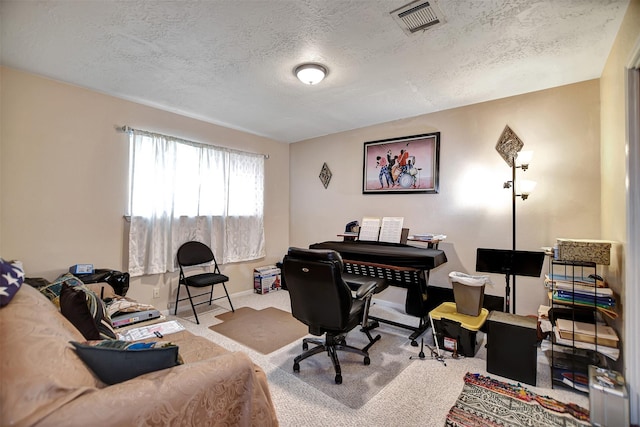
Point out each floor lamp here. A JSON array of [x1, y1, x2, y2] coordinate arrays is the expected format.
[[494, 125, 537, 313], [502, 150, 536, 313]]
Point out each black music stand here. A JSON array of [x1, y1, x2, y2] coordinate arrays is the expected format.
[[476, 248, 545, 313]]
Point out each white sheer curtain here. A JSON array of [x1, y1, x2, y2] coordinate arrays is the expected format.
[[127, 130, 265, 277]]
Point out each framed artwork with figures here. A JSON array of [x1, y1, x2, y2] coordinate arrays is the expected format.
[[362, 132, 440, 194]]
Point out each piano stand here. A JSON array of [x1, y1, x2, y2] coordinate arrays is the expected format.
[[369, 313, 428, 347], [344, 259, 431, 347], [409, 338, 448, 366]]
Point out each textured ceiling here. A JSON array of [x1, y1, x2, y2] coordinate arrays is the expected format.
[[0, 0, 629, 143]]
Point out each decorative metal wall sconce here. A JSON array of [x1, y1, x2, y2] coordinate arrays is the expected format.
[[319, 162, 332, 189]]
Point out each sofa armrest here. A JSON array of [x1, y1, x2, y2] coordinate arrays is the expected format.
[[36, 351, 278, 427]]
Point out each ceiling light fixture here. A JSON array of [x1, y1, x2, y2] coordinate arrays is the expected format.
[[294, 63, 328, 85]]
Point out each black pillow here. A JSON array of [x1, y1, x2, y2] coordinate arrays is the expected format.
[[60, 283, 117, 340], [70, 340, 181, 385]]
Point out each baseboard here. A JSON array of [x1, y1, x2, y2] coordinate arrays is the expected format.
[[164, 288, 261, 317], [425, 285, 504, 314]]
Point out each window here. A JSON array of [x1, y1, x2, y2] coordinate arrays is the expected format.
[[127, 129, 265, 277]]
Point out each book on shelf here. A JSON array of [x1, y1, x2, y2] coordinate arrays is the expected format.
[[549, 350, 593, 369], [555, 318, 619, 347], [545, 275, 613, 296], [552, 291, 615, 310], [551, 368, 590, 393], [550, 296, 619, 319], [546, 273, 602, 287], [553, 328, 619, 361], [554, 289, 615, 306], [541, 341, 594, 360]]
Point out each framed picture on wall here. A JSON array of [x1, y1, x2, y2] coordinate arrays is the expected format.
[[362, 132, 440, 194]]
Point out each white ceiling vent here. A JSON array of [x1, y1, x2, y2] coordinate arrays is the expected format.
[[391, 1, 446, 36]]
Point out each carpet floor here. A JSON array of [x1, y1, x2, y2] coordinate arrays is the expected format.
[[170, 290, 590, 427]]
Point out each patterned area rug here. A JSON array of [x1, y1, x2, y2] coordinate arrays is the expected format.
[[446, 373, 590, 427]]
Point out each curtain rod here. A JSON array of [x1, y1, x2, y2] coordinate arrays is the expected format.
[[117, 125, 269, 159]]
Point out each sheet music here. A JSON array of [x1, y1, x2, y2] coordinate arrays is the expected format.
[[359, 217, 381, 241], [379, 217, 404, 243]]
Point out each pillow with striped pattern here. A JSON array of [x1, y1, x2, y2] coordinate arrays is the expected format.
[[39, 272, 85, 308]]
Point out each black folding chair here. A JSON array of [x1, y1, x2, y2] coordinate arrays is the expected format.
[[174, 241, 234, 324]]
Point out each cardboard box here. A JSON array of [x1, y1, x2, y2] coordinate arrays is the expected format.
[[254, 265, 282, 294], [556, 238, 611, 265]]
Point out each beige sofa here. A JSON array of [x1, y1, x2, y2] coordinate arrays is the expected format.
[[0, 284, 279, 426]]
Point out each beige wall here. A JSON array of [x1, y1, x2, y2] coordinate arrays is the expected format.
[[0, 67, 612, 319], [0, 67, 290, 308], [290, 80, 602, 316]]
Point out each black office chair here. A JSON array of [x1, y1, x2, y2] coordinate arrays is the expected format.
[[283, 247, 381, 384], [174, 241, 234, 324]]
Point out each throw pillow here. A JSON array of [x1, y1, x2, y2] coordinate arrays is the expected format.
[[0, 258, 25, 307], [60, 283, 117, 340], [24, 276, 50, 289], [70, 340, 182, 385], [39, 272, 85, 308]]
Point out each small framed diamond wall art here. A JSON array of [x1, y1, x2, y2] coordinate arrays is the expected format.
[[319, 162, 332, 189]]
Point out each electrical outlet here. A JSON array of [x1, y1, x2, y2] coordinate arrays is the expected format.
[[153, 287, 160, 299]]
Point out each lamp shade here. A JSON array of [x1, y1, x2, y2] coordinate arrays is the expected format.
[[519, 179, 537, 196], [295, 63, 327, 85], [516, 150, 534, 167]]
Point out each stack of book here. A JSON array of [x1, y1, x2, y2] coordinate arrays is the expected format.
[[553, 318, 620, 361], [555, 318, 619, 348], [545, 273, 616, 317]]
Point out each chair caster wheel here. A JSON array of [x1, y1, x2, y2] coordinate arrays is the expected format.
[[302, 343, 308, 351], [335, 374, 342, 384], [411, 340, 418, 347], [364, 356, 370, 365], [293, 362, 300, 373]]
